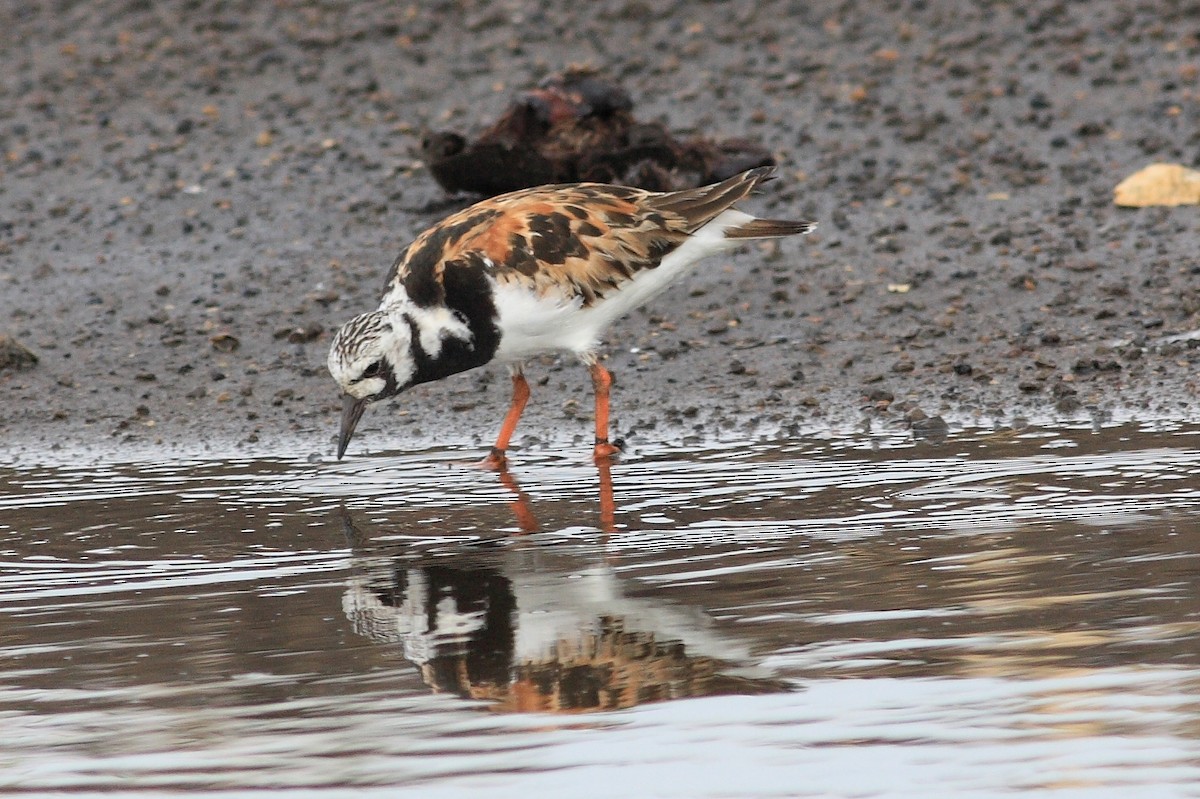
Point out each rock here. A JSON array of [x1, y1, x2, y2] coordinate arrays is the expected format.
[[0, 335, 38, 371], [911, 414, 949, 442], [210, 333, 240, 352], [1114, 163, 1200, 207], [286, 323, 324, 344], [422, 67, 775, 195], [1055, 396, 1083, 413]]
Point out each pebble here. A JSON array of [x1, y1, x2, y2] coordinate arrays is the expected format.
[[0, 335, 37, 371]]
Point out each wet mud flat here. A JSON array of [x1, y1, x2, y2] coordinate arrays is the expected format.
[[2, 422, 1199, 795], [2, 0, 1199, 456]]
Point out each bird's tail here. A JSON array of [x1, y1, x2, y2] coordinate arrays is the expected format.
[[723, 217, 816, 239], [650, 166, 815, 239]]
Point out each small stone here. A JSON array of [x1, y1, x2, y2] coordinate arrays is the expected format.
[[0, 335, 38, 371], [210, 333, 240, 352], [1114, 163, 1200, 207], [286, 323, 324, 344], [1055, 396, 1083, 413], [307, 288, 340, 306], [911, 415, 949, 441]]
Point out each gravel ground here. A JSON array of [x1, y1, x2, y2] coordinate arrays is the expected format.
[[2, 0, 1198, 462]]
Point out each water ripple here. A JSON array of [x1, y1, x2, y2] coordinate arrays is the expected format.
[[1, 423, 1199, 795]]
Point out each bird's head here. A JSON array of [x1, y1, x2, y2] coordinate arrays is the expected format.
[[327, 309, 415, 459]]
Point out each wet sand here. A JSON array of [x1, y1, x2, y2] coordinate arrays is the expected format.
[[2, 1, 1198, 461]]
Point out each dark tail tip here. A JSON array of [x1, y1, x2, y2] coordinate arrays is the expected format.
[[743, 165, 777, 187], [725, 218, 816, 239]]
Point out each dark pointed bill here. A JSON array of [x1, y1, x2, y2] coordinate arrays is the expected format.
[[337, 394, 369, 460]]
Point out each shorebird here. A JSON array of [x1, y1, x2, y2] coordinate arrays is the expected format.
[[328, 166, 813, 466]]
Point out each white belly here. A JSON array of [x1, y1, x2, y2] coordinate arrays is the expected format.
[[490, 209, 748, 363]]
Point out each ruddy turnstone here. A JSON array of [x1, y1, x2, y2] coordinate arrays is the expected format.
[[328, 166, 813, 465]]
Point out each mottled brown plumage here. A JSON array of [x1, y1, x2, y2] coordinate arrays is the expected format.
[[384, 168, 802, 310]]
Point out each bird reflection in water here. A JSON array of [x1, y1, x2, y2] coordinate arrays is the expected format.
[[339, 462, 788, 713], [496, 457, 616, 535]]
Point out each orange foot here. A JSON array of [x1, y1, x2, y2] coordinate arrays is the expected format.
[[449, 448, 508, 470], [474, 448, 509, 471], [593, 439, 621, 460]]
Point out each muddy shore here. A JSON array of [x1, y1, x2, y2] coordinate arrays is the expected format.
[[2, 1, 1198, 463]]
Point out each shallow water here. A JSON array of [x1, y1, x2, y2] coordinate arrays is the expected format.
[[2, 422, 1200, 797]]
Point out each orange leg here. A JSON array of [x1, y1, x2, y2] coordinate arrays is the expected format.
[[589, 361, 621, 460], [480, 369, 530, 470], [497, 468, 540, 534], [595, 456, 616, 534]]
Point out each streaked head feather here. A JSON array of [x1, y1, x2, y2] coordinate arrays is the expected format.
[[327, 309, 415, 401]]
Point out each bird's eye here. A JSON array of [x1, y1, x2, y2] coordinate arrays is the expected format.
[[362, 361, 382, 379]]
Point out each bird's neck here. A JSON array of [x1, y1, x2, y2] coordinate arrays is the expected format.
[[402, 307, 496, 386]]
